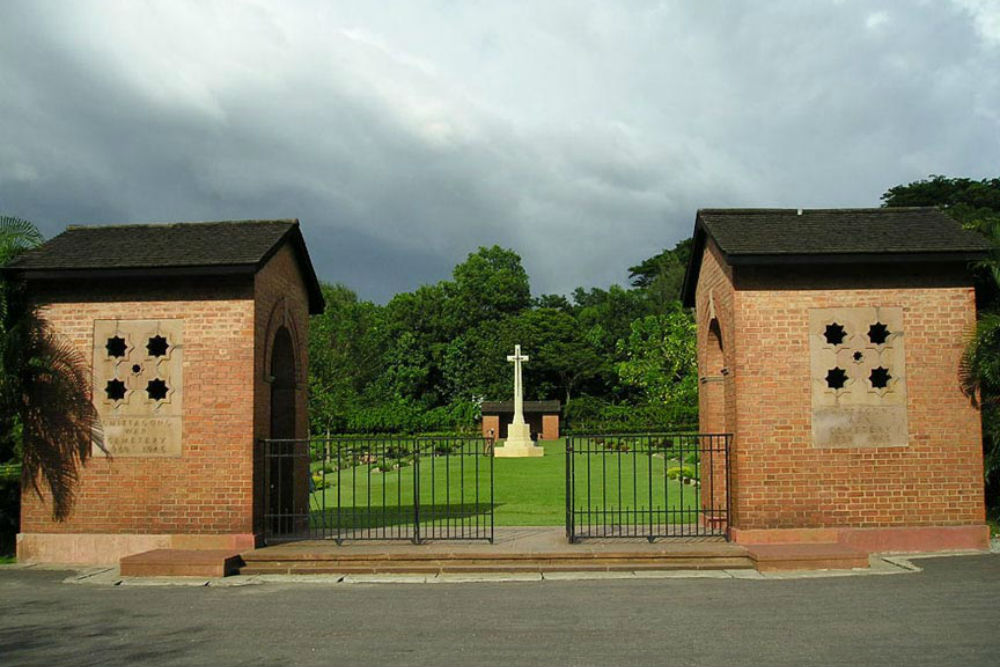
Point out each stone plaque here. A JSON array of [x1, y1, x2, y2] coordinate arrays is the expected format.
[[92, 319, 183, 457], [809, 307, 907, 447]]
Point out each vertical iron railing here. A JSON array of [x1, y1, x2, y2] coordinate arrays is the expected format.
[[262, 435, 494, 544], [565, 433, 730, 542]]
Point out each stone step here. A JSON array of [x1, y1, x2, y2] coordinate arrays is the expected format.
[[239, 557, 755, 575], [237, 548, 755, 575], [120, 549, 245, 577], [745, 543, 869, 571], [241, 544, 749, 564]]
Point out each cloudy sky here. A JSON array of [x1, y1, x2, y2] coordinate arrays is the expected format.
[[1, 1, 998, 302]]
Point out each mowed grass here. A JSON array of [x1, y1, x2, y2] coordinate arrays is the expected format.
[[309, 438, 701, 527]]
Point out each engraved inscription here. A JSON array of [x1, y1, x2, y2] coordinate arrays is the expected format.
[[101, 416, 181, 456]]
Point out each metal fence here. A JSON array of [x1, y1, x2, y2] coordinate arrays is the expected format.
[[263, 435, 494, 544], [565, 433, 730, 542]]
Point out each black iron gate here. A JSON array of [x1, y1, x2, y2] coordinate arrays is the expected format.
[[565, 432, 731, 542], [263, 435, 494, 544]]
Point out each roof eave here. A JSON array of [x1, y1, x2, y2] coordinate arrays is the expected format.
[[680, 214, 707, 308], [259, 222, 325, 315], [725, 250, 989, 265], [3, 264, 257, 281]]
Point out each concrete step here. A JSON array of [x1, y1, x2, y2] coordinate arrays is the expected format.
[[238, 544, 755, 575], [241, 543, 749, 563], [238, 557, 755, 575], [745, 543, 869, 571], [120, 549, 245, 577]]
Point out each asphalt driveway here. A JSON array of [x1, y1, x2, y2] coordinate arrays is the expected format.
[[2, 554, 998, 666]]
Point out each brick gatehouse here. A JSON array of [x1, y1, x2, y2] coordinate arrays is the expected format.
[[682, 207, 991, 552], [6, 220, 324, 564], [5, 209, 994, 565]]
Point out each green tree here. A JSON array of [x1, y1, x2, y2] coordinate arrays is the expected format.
[[615, 304, 697, 407], [628, 238, 692, 310], [0, 216, 97, 520], [961, 312, 1000, 515], [441, 322, 509, 402], [533, 293, 573, 312], [0, 216, 43, 464], [308, 283, 385, 433], [881, 175, 1000, 226], [381, 283, 450, 405], [514, 308, 605, 409], [446, 245, 531, 333]]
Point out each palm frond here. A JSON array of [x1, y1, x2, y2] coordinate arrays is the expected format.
[[0, 215, 43, 266], [960, 312, 1000, 405], [17, 318, 98, 520]]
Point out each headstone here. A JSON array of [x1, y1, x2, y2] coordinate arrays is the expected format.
[[493, 344, 544, 458]]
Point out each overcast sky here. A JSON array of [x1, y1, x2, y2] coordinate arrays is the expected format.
[[1, 1, 998, 302]]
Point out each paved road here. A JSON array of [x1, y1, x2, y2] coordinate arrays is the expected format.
[[2, 555, 998, 666]]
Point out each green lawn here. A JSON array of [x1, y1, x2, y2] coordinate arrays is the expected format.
[[307, 438, 702, 528]]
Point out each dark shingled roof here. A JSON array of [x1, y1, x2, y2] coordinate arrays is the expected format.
[[481, 400, 561, 415], [4, 219, 325, 313], [681, 207, 990, 306], [697, 207, 990, 256]]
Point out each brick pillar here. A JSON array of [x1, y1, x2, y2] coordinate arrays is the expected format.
[[481, 415, 500, 440], [541, 414, 559, 440]]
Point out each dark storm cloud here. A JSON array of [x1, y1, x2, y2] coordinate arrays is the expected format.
[[1, 1, 998, 302]]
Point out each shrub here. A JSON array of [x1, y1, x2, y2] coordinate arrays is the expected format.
[[567, 402, 698, 434], [563, 395, 608, 424], [340, 400, 480, 435]]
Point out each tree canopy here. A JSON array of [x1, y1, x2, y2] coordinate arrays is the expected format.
[[308, 240, 697, 434]]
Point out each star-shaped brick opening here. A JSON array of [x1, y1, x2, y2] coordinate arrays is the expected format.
[[868, 322, 890, 345], [146, 378, 169, 401], [105, 378, 127, 401], [106, 336, 127, 358], [825, 367, 848, 390], [147, 335, 169, 357], [824, 323, 847, 346], [869, 366, 892, 389]]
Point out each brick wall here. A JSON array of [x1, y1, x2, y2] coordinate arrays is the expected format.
[[695, 252, 987, 538], [695, 240, 736, 521], [19, 242, 313, 562], [253, 244, 311, 534], [20, 277, 257, 537]]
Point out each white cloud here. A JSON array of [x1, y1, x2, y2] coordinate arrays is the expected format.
[[866, 10, 890, 30], [953, 0, 1000, 44], [0, 1, 998, 300]]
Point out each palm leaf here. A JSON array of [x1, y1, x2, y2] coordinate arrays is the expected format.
[[0, 215, 43, 266]]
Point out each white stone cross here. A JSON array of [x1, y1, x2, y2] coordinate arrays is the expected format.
[[507, 344, 529, 425], [495, 343, 542, 456]]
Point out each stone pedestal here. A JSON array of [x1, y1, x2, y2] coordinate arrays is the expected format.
[[494, 422, 544, 458]]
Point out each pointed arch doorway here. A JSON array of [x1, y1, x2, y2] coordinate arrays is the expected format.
[[268, 326, 297, 536]]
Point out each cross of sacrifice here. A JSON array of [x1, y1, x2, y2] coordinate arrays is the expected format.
[[507, 344, 529, 425]]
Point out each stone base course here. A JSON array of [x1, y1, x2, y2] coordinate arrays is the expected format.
[[18, 532, 256, 565], [731, 524, 989, 553]]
